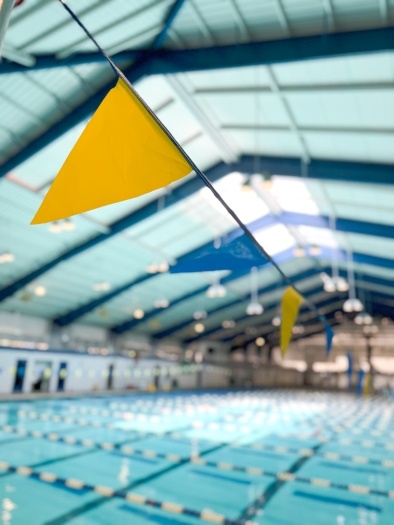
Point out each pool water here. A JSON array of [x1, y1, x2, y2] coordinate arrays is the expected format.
[[0, 390, 393, 524]]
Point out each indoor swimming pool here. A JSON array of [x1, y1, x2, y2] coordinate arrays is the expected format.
[[0, 390, 392, 524]]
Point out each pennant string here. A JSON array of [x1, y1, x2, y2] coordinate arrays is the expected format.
[[57, 0, 332, 338], [59, 1, 119, 77]]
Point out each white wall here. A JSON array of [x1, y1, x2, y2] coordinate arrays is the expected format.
[[0, 348, 208, 395], [0, 312, 50, 341]]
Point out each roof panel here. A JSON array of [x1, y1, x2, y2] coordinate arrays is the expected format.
[[273, 53, 394, 86]]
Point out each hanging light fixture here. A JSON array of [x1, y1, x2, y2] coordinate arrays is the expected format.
[[158, 261, 169, 273], [34, 285, 47, 297], [146, 260, 168, 274], [49, 222, 62, 234], [272, 315, 281, 326], [154, 299, 169, 309], [133, 308, 145, 319], [222, 320, 235, 329], [193, 311, 207, 320], [322, 217, 349, 293], [146, 263, 159, 274], [62, 219, 76, 232], [321, 274, 349, 293], [255, 337, 265, 346], [309, 244, 321, 256], [194, 323, 205, 334], [343, 298, 363, 313], [293, 246, 306, 258], [261, 172, 273, 191], [246, 302, 263, 315], [206, 278, 226, 299], [333, 276, 349, 292], [246, 267, 263, 316], [321, 272, 336, 293], [343, 250, 364, 313], [354, 312, 373, 325], [93, 282, 111, 292], [0, 252, 15, 264]]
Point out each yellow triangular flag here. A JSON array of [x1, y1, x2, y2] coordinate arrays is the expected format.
[[31, 78, 192, 224], [280, 286, 304, 355]]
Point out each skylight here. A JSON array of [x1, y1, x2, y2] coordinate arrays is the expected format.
[[270, 177, 320, 215], [253, 224, 295, 256], [199, 172, 270, 224], [298, 225, 338, 248]]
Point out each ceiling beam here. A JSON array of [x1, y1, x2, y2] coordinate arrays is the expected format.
[[379, 0, 389, 24], [223, 123, 394, 136], [279, 212, 394, 240], [165, 74, 238, 163], [2, 25, 394, 75], [322, 0, 336, 31], [0, 0, 15, 57], [214, 155, 394, 185], [147, 26, 394, 73], [266, 66, 310, 162], [195, 82, 394, 94], [274, 0, 291, 35]]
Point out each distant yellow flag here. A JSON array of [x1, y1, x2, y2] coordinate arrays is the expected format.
[[363, 371, 372, 396], [31, 78, 192, 224], [280, 286, 304, 355]]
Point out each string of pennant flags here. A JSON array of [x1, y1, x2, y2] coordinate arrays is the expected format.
[[30, 0, 334, 355]]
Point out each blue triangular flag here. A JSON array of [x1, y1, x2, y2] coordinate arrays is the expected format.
[[325, 324, 334, 355], [171, 233, 266, 273]]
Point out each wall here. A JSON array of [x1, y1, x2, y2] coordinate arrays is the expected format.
[[0, 312, 50, 342], [252, 367, 303, 388], [0, 347, 205, 395], [201, 364, 230, 389]]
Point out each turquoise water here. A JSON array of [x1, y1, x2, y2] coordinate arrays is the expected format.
[[0, 391, 392, 524]]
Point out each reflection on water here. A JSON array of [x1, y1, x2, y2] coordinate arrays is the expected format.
[[2, 496, 16, 525], [118, 458, 130, 485]]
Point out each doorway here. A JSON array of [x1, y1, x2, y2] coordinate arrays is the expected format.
[[107, 364, 114, 390], [57, 362, 68, 392], [13, 360, 27, 393], [32, 360, 52, 392]]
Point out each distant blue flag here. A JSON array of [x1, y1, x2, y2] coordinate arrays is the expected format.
[[170, 233, 266, 273], [170, 215, 280, 273], [325, 325, 334, 355], [356, 369, 365, 396], [346, 352, 353, 377], [346, 351, 353, 390]]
